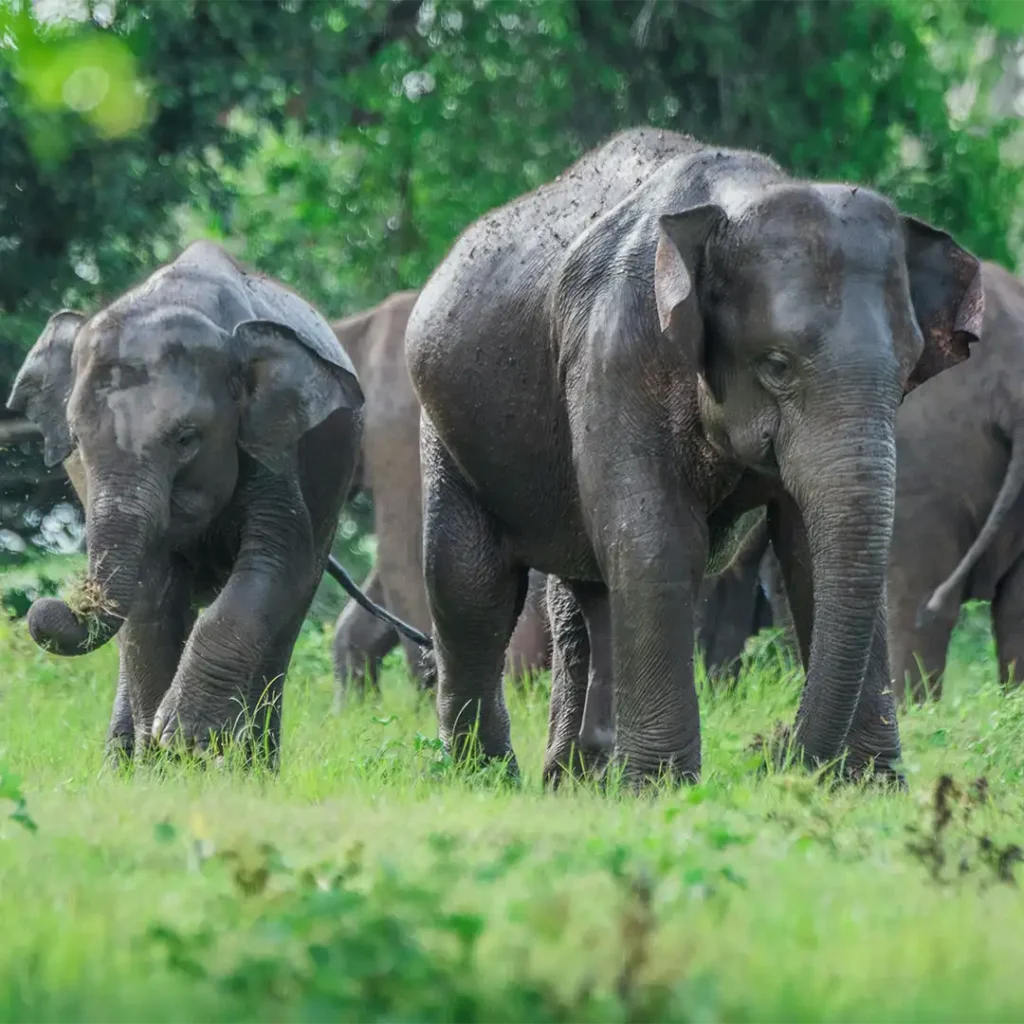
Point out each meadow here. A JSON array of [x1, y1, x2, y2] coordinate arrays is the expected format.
[[1, 559, 1023, 1023]]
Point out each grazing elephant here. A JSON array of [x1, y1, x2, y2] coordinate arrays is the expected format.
[[889, 261, 1024, 701], [7, 241, 424, 765], [406, 127, 983, 787], [329, 292, 550, 700]]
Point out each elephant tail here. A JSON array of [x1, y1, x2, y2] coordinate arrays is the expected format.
[[918, 428, 1024, 627], [325, 555, 434, 649]]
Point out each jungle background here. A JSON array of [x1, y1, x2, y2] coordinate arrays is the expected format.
[[3, 0, 1024, 622]]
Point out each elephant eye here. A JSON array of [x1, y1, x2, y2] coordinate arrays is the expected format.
[[758, 351, 793, 386], [174, 426, 202, 457]]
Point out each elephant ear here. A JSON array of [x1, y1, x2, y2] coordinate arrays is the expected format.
[[654, 204, 727, 376], [234, 318, 365, 474], [7, 310, 86, 467], [902, 216, 985, 393]]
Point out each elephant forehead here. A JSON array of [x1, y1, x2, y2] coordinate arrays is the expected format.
[[79, 306, 227, 363], [104, 380, 217, 456]]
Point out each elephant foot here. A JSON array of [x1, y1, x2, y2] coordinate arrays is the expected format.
[[104, 730, 135, 770], [542, 740, 610, 790], [748, 721, 906, 790], [151, 687, 245, 762], [444, 732, 520, 784]]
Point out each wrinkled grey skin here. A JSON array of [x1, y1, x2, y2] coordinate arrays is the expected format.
[[406, 127, 983, 787], [8, 241, 365, 765], [329, 292, 551, 702], [890, 261, 1024, 702]]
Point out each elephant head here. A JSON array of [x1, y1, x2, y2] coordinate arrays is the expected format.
[[8, 257, 362, 657], [655, 185, 982, 764]]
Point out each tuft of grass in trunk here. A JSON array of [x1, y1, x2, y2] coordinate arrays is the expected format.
[[60, 570, 121, 645]]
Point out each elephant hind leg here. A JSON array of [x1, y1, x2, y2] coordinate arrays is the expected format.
[[887, 594, 955, 705], [542, 578, 612, 787], [993, 556, 1024, 689], [421, 419, 523, 771], [332, 567, 398, 708]]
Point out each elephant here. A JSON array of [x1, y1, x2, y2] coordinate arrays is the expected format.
[[329, 292, 551, 701], [405, 126, 983, 788], [699, 261, 1024, 705], [7, 240, 425, 765], [889, 260, 1024, 701]]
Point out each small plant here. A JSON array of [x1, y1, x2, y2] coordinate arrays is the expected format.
[[905, 774, 1023, 888], [0, 766, 37, 833]]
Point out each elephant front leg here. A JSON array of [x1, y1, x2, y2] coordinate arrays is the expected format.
[[598, 501, 708, 787], [111, 557, 195, 764], [151, 479, 316, 758], [105, 677, 134, 767]]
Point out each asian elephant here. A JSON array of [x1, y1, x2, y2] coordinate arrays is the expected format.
[[329, 292, 550, 702], [890, 261, 1024, 701], [7, 241, 425, 765], [405, 127, 983, 788]]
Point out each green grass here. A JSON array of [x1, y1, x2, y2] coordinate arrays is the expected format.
[[0, 585, 1022, 1022]]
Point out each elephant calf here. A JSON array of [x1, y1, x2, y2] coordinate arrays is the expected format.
[[329, 292, 551, 700], [8, 240, 419, 765]]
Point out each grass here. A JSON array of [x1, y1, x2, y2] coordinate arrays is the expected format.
[[0, 575, 1022, 1022]]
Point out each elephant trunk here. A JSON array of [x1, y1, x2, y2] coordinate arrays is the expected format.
[[27, 474, 163, 657], [780, 417, 896, 766]]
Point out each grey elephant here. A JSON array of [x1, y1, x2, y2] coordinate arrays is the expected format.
[[889, 261, 1024, 701], [406, 127, 983, 787], [8, 241, 425, 764], [329, 295, 552, 694], [329, 292, 550, 700]]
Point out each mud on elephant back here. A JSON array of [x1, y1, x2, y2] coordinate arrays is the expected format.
[[7, 241, 427, 768], [328, 290, 551, 705], [405, 126, 983, 790]]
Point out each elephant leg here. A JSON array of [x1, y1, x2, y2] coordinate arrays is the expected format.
[[332, 567, 398, 708], [887, 572, 957, 705], [243, 604, 311, 770], [542, 578, 610, 784], [105, 677, 135, 767], [422, 418, 525, 770], [993, 556, 1024, 688], [116, 557, 195, 759], [151, 474, 324, 756]]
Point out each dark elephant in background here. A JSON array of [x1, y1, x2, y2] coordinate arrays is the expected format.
[[695, 519, 799, 686], [695, 518, 772, 684], [330, 292, 550, 702], [7, 241, 420, 765], [890, 261, 1024, 702], [407, 127, 982, 787]]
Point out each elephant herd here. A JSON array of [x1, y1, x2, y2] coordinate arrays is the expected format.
[[12, 125, 1019, 792]]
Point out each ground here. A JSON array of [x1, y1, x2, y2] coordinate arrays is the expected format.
[[0, 561, 1022, 1022]]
